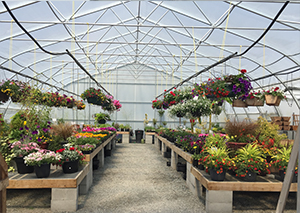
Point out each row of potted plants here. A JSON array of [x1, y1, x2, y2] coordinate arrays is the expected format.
[[156, 116, 293, 182], [0, 79, 86, 110]]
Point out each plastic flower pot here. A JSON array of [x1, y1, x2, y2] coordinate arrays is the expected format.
[[15, 157, 34, 174], [34, 163, 50, 178], [62, 160, 79, 173], [210, 168, 226, 181]]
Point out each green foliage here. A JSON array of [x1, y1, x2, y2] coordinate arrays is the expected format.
[[204, 134, 227, 148], [0, 136, 14, 172], [255, 116, 287, 146], [94, 113, 111, 122], [271, 146, 292, 170]]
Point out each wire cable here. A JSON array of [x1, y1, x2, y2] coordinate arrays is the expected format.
[[2, 1, 112, 96]]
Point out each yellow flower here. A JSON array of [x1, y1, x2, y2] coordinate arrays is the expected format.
[[24, 121, 27, 125]]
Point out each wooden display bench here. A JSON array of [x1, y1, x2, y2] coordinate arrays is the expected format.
[[8, 163, 90, 212], [7, 134, 116, 212], [116, 131, 130, 143], [154, 134, 297, 213], [188, 166, 297, 213], [155, 135, 193, 170], [145, 132, 155, 144]]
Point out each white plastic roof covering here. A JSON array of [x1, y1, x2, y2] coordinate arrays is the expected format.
[[0, 1, 299, 106]]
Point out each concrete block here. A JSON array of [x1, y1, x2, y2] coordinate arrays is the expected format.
[[52, 187, 78, 201], [206, 190, 232, 203], [79, 163, 93, 195], [161, 143, 166, 156], [51, 199, 78, 212], [107, 142, 112, 150], [206, 202, 232, 213], [171, 150, 178, 170], [123, 134, 130, 143], [145, 135, 152, 144], [99, 149, 104, 167], [112, 139, 116, 149], [195, 179, 203, 197]]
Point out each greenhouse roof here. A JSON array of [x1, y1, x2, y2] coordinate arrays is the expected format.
[[0, 1, 299, 102]]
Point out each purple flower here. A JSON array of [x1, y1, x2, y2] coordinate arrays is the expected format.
[[237, 88, 241, 92], [47, 121, 51, 124], [29, 137, 32, 140], [43, 128, 49, 133], [25, 126, 29, 130], [37, 125, 40, 128], [19, 127, 23, 131], [32, 130, 38, 135], [37, 138, 42, 142]]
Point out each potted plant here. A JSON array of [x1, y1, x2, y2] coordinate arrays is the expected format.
[[94, 113, 111, 124], [184, 96, 212, 118], [225, 119, 258, 150], [152, 99, 163, 109], [50, 122, 75, 146], [201, 147, 232, 181], [168, 102, 187, 118], [81, 88, 106, 105], [263, 87, 286, 106], [24, 149, 62, 178], [233, 144, 265, 181], [271, 146, 297, 182], [113, 123, 120, 131], [77, 144, 95, 154], [76, 100, 86, 110], [10, 141, 40, 174], [56, 146, 85, 173]]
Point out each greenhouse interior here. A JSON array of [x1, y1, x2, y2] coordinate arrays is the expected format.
[[0, 1, 300, 212]]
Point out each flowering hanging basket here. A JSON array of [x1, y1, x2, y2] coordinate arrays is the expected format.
[[265, 95, 281, 106], [232, 99, 247, 108], [0, 91, 9, 102], [245, 97, 264, 106]]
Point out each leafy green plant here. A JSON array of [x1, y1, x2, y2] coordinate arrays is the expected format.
[[94, 113, 111, 122], [271, 146, 292, 170], [255, 116, 287, 147], [201, 147, 232, 174], [233, 144, 270, 177]]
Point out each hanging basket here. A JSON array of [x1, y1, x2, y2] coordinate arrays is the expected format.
[[0, 91, 9, 102], [232, 99, 247, 108], [254, 98, 264, 106], [265, 95, 281, 106], [245, 98, 255, 106], [245, 98, 264, 107]]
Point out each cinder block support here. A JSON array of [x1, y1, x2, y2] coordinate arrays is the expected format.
[[112, 138, 116, 149], [186, 162, 203, 197], [154, 137, 159, 149], [79, 162, 93, 195], [107, 142, 112, 150], [51, 187, 79, 212], [123, 134, 130, 143], [98, 148, 104, 168], [161, 142, 166, 156], [206, 190, 233, 213], [145, 134, 153, 144], [171, 150, 178, 170]]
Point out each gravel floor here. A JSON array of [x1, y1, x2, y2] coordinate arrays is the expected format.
[[6, 143, 297, 213]]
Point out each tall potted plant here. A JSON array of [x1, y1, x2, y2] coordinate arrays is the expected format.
[[94, 113, 111, 124]]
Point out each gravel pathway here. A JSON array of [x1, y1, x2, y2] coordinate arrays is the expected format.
[[6, 143, 297, 213]]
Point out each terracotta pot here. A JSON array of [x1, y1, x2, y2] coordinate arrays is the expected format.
[[232, 99, 247, 108]]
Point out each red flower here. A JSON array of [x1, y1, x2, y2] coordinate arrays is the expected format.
[[70, 147, 75, 151], [274, 87, 279, 91], [241, 69, 247, 74]]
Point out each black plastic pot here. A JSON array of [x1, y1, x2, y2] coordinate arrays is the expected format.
[[135, 130, 144, 143]]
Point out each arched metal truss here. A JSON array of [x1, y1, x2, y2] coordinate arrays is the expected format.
[[0, 1, 300, 126]]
